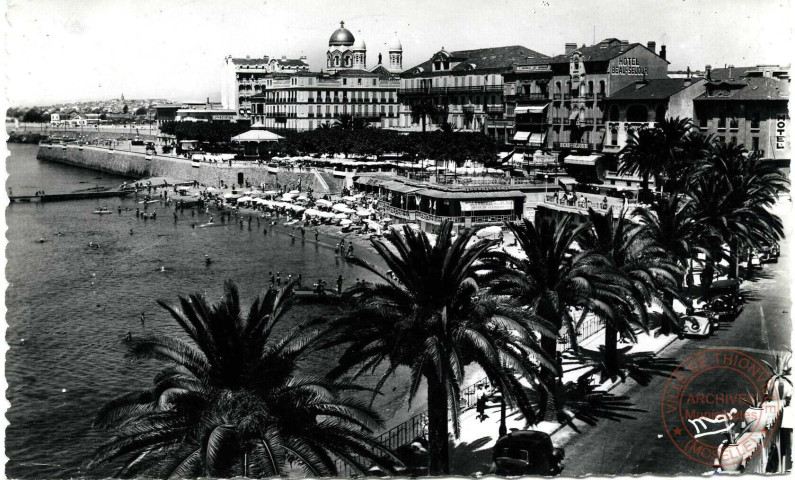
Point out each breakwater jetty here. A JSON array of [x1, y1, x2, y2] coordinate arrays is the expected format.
[[36, 143, 344, 193], [9, 190, 132, 203]]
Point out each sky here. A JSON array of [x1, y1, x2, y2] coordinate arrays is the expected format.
[[3, 0, 793, 107]]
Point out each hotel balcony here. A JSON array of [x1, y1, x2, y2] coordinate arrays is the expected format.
[[398, 85, 503, 96], [377, 201, 520, 226], [507, 93, 549, 103], [486, 105, 505, 114]]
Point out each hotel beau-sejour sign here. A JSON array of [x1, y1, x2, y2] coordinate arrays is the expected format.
[[611, 57, 649, 76]]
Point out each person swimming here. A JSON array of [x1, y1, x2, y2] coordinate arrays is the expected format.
[[205, 255, 212, 265], [160, 266, 166, 272], [55, 231, 64, 236], [38, 237, 45, 243], [129, 229, 134, 235]]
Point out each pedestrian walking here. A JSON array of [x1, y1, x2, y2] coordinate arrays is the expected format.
[[140, 312, 146, 329], [336, 275, 343, 294]]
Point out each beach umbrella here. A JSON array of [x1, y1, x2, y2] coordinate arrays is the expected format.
[[236, 196, 253, 203], [297, 195, 309, 202], [332, 203, 350, 212], [340, 219, 353, 226], [315, 199, 332, 207], [205, 186, 219, 193], [281, 194, 294, 202], [223, 193, 234, 199], [476, 225, 503, 239], [288, 189, 300, 194], [356, 208, 372, 217], [263, 190, 278, 195], [177, 186, 190, 192], [335, 213, 349, 219]]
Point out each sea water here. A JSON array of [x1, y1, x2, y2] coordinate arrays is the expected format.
[[4, 143, 421, 478]]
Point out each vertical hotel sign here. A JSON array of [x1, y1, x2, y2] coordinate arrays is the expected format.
[[775, 114, 787, 150]]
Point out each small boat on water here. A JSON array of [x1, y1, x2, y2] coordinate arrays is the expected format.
[[93, 209, 113, 215], [138, 199, 159, 204], [284, 219, 299, 226]]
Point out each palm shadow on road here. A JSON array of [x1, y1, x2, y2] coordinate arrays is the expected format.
[[449, 436, 493, 476]]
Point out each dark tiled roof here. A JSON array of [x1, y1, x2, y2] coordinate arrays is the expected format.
[[231, 58, 270, 65], [607, 78, 700, 100], [695, 76, 789, 101], [549, 39, 665, 64], [403, 46, 549, 77], [278, 59, 309, 67]]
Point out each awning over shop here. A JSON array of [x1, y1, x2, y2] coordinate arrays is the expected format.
[[512, 131, 531, 142], [564, 154, 603, 166], [528, 133, 546, 146], [558, 177, 578, 186]]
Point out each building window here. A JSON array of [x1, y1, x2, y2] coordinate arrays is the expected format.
[[717, 117, 726, 129], [372, 79, 377, 86], [343, 78, 347, 85], [358, 78, 362, 86], [750, 112, 760, 129], [718, 135, 726, 144], [752, 136, 759, 152]]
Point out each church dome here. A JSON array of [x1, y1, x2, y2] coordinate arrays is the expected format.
[[329, 21, 355, 46], [352, 32, 366, 50], [388, 32, 403, 51]]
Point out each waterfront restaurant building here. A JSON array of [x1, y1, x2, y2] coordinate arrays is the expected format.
[[397, 45, 549, 132], [692, 65, 790, 164], [354, 176, 526, 233], [247, 22, 404, 131]]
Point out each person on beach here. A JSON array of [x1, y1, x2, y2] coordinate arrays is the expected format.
[[269, 272, 275, 284], [140, 312, 146, 328], [300, 226, 305, 239], [476, 385, 489, 422], [347, 244, 354, 258], [125, 331, 132, 342], [297, 274, 302, 287], [118, 206, 122, 214], [336, 275, 343, 294], [205, 255, 212, 266], [173, 212, 178, 222], [276, 272, 281, 286], [129, 229, 133, 235], [335, 243, 340, 255], [315, 230, 319, 242]]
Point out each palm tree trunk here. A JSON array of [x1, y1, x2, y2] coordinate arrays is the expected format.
[[426, 373, 450, 475], [540, 334, 558, 422], [641, 173, 650, 203], [701, 263, 714, 299], [604, 321, 618, 374], [421, 114, 427, 133], [728, 238, 739, 279], [660, 291, 674, 335]]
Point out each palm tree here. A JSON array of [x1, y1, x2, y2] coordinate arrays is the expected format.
[[333, 113, 354, 130], [89, 280, 398, 478], [578, 207, 681, 377], [481, 217, 628, 420], [632, 195, 705, 334], [323, 221, 555, 475], [619, 127, 661, 201], [689, 143, 788, 288], [410, 100, 439, 132]]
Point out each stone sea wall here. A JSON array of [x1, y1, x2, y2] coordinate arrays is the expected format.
[[36, 144, 345, 192], [36, 144, 150, 178]]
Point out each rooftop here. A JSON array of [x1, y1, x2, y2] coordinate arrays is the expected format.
[[607, 78, 703, 101], [695, 76, 789, 101], [549, 38, 667, 64], [403, 45, 549, 77]]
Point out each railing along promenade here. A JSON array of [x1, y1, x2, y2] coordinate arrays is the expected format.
[[543, 192, 637, 217], [334, 313, 604, 475]]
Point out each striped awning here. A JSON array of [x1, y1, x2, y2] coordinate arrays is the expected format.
[[514, 104, 549, 115], [512, 131, 532, 142], [528, 133, 546, 146]]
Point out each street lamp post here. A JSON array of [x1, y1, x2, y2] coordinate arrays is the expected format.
[[544, 174, 549, 199]]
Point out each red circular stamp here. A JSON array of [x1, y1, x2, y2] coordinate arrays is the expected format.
[[661, 348, 782, 470]]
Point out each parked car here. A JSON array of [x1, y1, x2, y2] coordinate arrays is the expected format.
[[759, 242, 780, 263], [490, 430, 564, 476], [682, 307, 717, 338], [708, 279, 744, 321]]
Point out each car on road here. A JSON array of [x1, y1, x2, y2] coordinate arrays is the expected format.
[[490, 430, 565, 476], [759, 242, 780, 263], [708, 279, 744, 321], [682, 308, 718, 338]]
